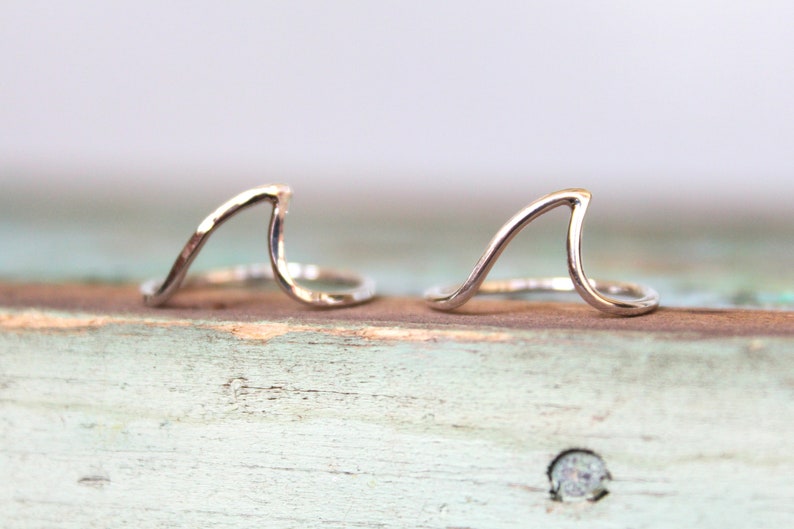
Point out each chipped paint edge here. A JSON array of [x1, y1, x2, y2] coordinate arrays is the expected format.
[[0, 307, 514, 343]]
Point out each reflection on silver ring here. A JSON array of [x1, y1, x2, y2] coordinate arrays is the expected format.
[[424, 188, 660, 316], [141, 184, 376, 308]]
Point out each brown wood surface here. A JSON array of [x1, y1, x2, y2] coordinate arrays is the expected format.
[[1, 281, 792, 337]]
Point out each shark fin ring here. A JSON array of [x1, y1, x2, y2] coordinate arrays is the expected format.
[[424, 188, 659, 316], [141, 184, 376, 308]]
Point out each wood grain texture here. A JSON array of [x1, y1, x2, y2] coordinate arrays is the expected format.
[[1, 282, 793, 528]]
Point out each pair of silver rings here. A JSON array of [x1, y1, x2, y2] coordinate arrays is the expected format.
[[141, 184, 659, 316]]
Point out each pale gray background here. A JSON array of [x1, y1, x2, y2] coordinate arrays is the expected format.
[[2, 1, 793, 216]]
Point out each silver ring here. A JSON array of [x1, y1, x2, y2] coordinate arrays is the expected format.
[[424, 188, 660, 316], [141, 184, 376, 308]]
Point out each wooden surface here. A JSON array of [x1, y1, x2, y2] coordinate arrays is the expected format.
[[2, 282, 793, 528], [1, 281, 793, 336], [2, 187, 793, 527]]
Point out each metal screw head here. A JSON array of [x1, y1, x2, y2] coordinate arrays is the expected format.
[[547, 448, 611, 502]]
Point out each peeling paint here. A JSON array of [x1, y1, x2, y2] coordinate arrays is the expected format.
[[0, 310, 191, 332], [0, 309, 513, 343], [356, 327, 512, 342], [212, 322, 294, 341], [0, 311, 115, 330], [214, 321, 513, 343]]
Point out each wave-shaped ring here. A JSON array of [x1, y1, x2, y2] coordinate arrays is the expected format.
[[141, 184, 376, 308], [424, 188, 659, 316]]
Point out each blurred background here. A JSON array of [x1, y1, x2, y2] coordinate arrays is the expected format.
[[1, 1, 792, 307]]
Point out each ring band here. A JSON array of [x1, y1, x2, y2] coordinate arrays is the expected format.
[[424, 188, 660, 316], [141, 262, 375, 305], [426, 277, 658, 309], [141, 185, 376, 308]]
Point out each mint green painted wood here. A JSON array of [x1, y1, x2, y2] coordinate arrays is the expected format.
[[2, 308, 792, 528]]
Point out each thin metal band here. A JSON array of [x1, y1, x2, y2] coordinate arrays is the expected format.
[[141, 184, 376, 308], [424, 188, 660, 316]]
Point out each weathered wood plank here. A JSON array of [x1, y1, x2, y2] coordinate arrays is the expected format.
[[1, 282, 793, 336], [1, 283, 793, 528]]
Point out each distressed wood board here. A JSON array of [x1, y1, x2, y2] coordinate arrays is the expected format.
[[2, 282, 793, 528]]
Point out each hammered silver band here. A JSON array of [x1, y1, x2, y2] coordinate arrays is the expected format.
[[141, 184, 376, 308], [424, 188, 660, 316]]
